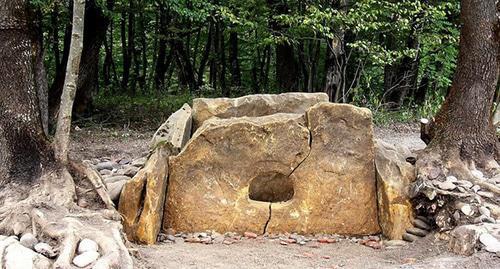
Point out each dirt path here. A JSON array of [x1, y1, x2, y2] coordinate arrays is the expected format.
[[133, 236, 495, 269], [70, 123, 498, 269]]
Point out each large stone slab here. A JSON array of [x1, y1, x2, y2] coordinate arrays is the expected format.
[[192, 92, 328, 130], [165, 103, 380, 235], [150, 103, 192, 153], [267, 103, 380, 235], [120, 104, 194, 244], [374, 140, 415, 240], [119, 146, 170, 244], [164, 113, 311, 233]]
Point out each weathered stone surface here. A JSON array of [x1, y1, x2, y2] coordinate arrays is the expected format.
[[374, 140, 415, 240], [150, 103, 193, 153], [165, 113, 310, 233], [4, 243, 52, 269], [73, 251, 100, 268], [107, 180, 127, 202], [267, 103, 380, 235], [78, 238, 99, 254], [449, 225, 485, 255], [118, 145, 170, 245], [20, 233, 37, 249], [119, 104, 196, 244], [192, 92, 328, 130], [165, 103, 380, 235]]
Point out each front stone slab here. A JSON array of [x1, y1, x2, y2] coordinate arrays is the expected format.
[[164, 102, 380, 235], [164, 113, 311, 233], [267, 103, 380, 235]]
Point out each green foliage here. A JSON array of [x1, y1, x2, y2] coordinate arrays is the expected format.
[[36, 0, 461, 124]]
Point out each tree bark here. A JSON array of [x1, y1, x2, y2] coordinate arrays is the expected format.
[[54, 0, 86, 164], [423, 0, 499, 168], [229, 30, 241, 88], [0, 0, 53, 184], [49, 0, 112, 118]]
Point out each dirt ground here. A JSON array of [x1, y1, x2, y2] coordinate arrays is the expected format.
[[70, 123, 499, 269]]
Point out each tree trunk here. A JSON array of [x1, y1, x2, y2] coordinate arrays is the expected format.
[[197, 22, 213, 87], [54, 0, 86, 164], [414, 0, 500, 231], [49, 0, 112, 118], [229, 30, 241, 88], [0, 0, 53, 184], [0, 2, 134, 266], [424, 0, 499, 168]]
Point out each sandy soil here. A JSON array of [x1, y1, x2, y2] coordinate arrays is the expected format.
[[70, 123, 499, 269]]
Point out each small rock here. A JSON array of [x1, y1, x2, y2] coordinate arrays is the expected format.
[[479, 233, 500, 252], [479, 207, 491, 218], [322, 255, 331, 259], [132, 157, 147, 167], [78, 239, 98, 254], [317, 238, 336, 243], [460, 204, 474, 216], [34, 242, 56, 258], [402, 233, 419, 242], [361, 240, 382, 249], [446, 176, 458, 183], [185, 237, 201, 243], [412, 219, 431, 230], [166, 234, 176, 243], [280, 241, 288, 246], [5, 243, 51, 269], [457, 180, 473, 189], [107, 180, 127, 201], [429, 168, 441, 179], [20, 233, 37, 249], [73, 251, 100, 268], [244, 232, 258, 239], [436, 180, 456, 191], [472, 185, 481, 193], [118, 159, 131, 165], [406, 227, 429, 237], [104, 175, 131, 184], [95, 161, 117, 171], [223, 239, 234, 245], [384, 240, 407, 247], [471, 170, 484, 179], [123, 165, 140, 177], [77, 198, 89, 208], [99, 169, 112, 176], [477, 191, 494, 199]]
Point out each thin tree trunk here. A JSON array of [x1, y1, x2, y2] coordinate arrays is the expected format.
[[229, 30, 241, 88], [218, 23, 228, 96], [121, 6, 130, 90], [197, 22, 213, 87], [54, 0, 86, 164]]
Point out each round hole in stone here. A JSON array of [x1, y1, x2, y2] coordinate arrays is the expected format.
[[248, 172, 294, 203]]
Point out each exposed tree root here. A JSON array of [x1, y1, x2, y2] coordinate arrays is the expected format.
[[69, 160, 115, 209], [412, 145, 500, 231], [0, 166, 133, 268]]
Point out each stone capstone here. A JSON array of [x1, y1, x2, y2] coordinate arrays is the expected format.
[[165, 103, 380, 235], [191, 92, 328, 130], [374, 140, 415, 240]]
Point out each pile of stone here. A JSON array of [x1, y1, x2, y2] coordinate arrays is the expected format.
[[410, 166, 500, 256], [0, 233, 101, 268], [86, 156, 147, 202]]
